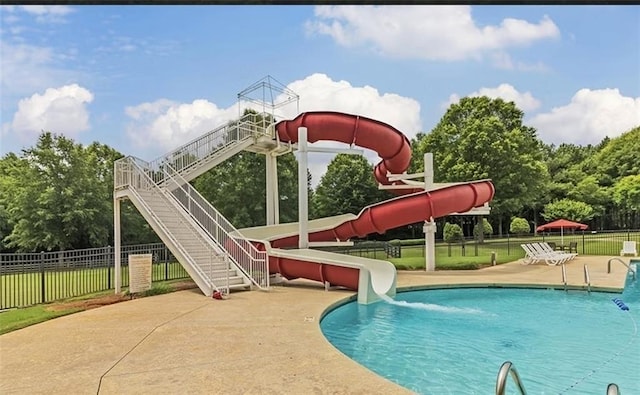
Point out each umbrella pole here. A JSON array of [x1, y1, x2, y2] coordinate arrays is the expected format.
[[561, 227, 564, 247]]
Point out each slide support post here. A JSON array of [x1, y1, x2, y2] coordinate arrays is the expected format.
[[298, 127, 309, 249], [266, 152, 279, 225], [114, 197, 122, 293], [424, 221, 437, 271], [423, 153, 436, 271]]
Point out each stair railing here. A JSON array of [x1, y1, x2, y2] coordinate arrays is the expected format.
[[115, 157, 221, 295], [160, 163, 269, 289]]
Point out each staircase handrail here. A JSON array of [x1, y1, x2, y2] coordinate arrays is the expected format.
[[160, 163, 269, 289], [143, 112, 273, 177], [115, 157, 221, 292]]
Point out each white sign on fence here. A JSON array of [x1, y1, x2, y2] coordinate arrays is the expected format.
[[129, 254, 152, 293]]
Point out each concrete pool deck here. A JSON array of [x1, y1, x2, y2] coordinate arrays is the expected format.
[[0, 256, 634, 394]]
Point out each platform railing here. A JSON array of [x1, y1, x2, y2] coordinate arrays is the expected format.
[[143, 112, 272, 180]]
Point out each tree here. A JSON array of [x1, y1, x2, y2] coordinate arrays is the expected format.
[[566, 175, 611, 229], [544, 143, 598, 203], [412, 96, 549, 235], [0, 153, 26, 251], [2, 134, 111, 250], [612, 174, 640, 228], [542, 199, 595, 223], [193, 151, 301, 228], [587, 126, 640, 183], [0, 133, 157, 251], [509, 217, 530, 235], [312, 154, 390, 219]]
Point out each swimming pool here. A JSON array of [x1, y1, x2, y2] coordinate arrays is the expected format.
[[321, 276, 639, 394]]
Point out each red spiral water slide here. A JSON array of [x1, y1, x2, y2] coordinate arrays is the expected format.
[[256, 111, 495, 289]]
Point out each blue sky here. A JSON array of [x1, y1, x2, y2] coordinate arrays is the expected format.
[[1, 5, 639, 185]]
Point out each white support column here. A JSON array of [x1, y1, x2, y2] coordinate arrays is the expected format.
[[273, 155, 280, 225], [298, 127, 309, 249], [114, 197, 122, 293], [266, 153, 279, 225], [424, 153, 433, 190], [424, 152, 436, 271], [424, 220, 437, 271]]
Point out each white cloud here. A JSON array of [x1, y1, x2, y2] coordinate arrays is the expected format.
[[4, 84, 94, 141], [491, 52, 549, 72], [445, 83, 541, 112], [125, 99, 239, 150], [125, 73, 422, 187], [307, 6, 559, 64], [529, 88, 640, 145], [276, 73, 421, 138], [0, 42, 79, 99], [17, 5, 74, 23]]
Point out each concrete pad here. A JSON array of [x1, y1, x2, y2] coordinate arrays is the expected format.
[[0, 256, 632, 394]]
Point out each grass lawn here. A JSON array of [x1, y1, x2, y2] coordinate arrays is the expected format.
[[1, 262, 189, 309]]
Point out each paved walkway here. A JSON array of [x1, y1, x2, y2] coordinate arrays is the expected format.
[[0, 256, 632, 394]]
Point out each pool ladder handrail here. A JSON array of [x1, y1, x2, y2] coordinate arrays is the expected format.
[[606, 383, 620, 394], [495, 361, 527, 395], [607, 257, 636, 280], [561, 263, 567, 291], [584, 264, 591, 293]]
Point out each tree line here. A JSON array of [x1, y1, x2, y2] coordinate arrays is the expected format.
[[1, 98, 638, 252]]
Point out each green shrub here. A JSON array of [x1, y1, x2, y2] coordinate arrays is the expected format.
[[510, 217, 530, 235], [390, 238, 425, 247], [473, 218, 493, 238], [443, 222, 464, 243]]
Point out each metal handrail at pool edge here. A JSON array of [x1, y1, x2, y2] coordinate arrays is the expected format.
[[496, 360, 527, 395], [607, 257, 636, 280]]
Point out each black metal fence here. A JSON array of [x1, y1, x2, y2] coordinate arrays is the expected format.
[[324, 229, 640, 260], [2, 230, 638, 310], [0, 243, 189, 310]]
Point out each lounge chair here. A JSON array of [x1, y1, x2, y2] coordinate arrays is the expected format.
[[520, 243, 564, 266], [547, 241, 557, 251], [533, 243, 576, 263], [620, 241, 638, 257]]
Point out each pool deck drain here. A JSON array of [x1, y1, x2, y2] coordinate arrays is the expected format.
[[0, 256, 633, 394]]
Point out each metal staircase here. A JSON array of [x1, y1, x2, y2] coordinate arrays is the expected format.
[[114, 113, 273, 296], [144, 112, 277, 183]]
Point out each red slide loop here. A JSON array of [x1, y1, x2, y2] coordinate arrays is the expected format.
[[273, 112, 495, 248]]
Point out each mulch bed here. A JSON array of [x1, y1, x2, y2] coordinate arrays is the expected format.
[[45, 281, 197, 312]]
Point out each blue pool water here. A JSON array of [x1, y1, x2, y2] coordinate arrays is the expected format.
[[321, 276, 639, 394]]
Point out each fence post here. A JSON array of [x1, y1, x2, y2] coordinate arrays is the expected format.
[[164, 245, 170, 280], [107, 246, 112, 289], [40, 251, 45, 304], [582, 232, 585, 255]]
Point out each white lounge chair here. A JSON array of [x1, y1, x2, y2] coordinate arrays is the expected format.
[[536, 242, 577, 262], [620, 241, 638, 257], [520, 243, 564, 266]]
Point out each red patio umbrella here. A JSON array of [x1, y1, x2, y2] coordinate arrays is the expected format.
[[536, 219, 588, 245]]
